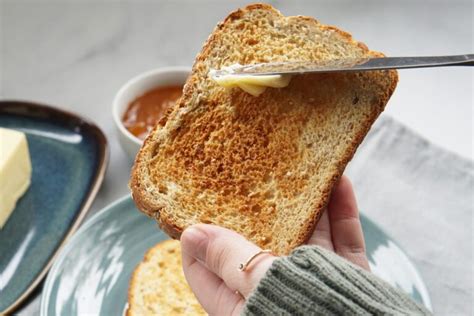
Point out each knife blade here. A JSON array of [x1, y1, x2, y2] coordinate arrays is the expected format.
[[211, 54, 474, 78]]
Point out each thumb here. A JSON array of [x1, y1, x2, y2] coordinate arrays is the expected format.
[[181, 224, 276, 298]]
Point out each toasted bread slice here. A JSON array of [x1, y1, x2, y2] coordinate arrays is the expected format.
[[130, 4, 397, 255], [127, 240, 205, 316]]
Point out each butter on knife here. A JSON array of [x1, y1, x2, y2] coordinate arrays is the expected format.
[[209, 64, 292, 97]]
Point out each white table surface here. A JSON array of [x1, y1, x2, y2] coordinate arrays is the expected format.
[[1, 0, 472, 314]]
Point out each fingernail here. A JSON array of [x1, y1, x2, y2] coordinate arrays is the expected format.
[[182, 226, 208, 263]]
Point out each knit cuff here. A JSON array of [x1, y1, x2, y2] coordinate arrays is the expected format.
[[242, 245, 430, 316]]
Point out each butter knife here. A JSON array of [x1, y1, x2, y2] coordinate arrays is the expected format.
[[211, 54, 474, 77]]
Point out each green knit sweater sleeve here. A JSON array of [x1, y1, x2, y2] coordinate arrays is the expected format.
[[242, 245, 431, 316]]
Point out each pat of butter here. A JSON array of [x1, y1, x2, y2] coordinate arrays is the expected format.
[[210, 64, 292, 97], [0, 128, 32, 229]]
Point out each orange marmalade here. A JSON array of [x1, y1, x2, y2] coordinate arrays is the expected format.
[[122, 85, 183, 140]]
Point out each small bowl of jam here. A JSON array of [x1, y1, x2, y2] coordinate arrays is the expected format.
[[113, 66, 190, 159]]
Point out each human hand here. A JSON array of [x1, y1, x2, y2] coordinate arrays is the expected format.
[[180, 175, 369, 315]]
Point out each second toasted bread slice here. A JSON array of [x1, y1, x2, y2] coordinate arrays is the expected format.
[[127, 240, 205, 316]]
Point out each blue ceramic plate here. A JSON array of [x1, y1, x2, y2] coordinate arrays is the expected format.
[[0, 101, 108, 314], [40, 195, 432, 315]]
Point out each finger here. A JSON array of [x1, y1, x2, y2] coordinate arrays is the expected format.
[[182, 251, 244, 315], [307, 208, 334, 251], [181, 224, 276, 298], [328, 175, 370, 270]]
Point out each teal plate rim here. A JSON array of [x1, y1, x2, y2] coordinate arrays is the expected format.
[[0, 100, 109, 314], [40, 195, 133, 316], [40, 194, 432, 314]]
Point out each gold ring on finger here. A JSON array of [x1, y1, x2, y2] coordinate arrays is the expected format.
[[238, 249, 273, 272]]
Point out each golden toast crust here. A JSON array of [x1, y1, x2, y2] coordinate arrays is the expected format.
[[130, 3, 398, 255]]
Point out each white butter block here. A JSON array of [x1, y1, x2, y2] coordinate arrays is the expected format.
[[0, 127, 32, 228]]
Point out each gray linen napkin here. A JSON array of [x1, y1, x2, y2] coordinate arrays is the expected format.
[[345, 115, 473, 316]]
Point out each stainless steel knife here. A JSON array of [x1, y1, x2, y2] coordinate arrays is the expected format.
[[211, 54, 474, 77]]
